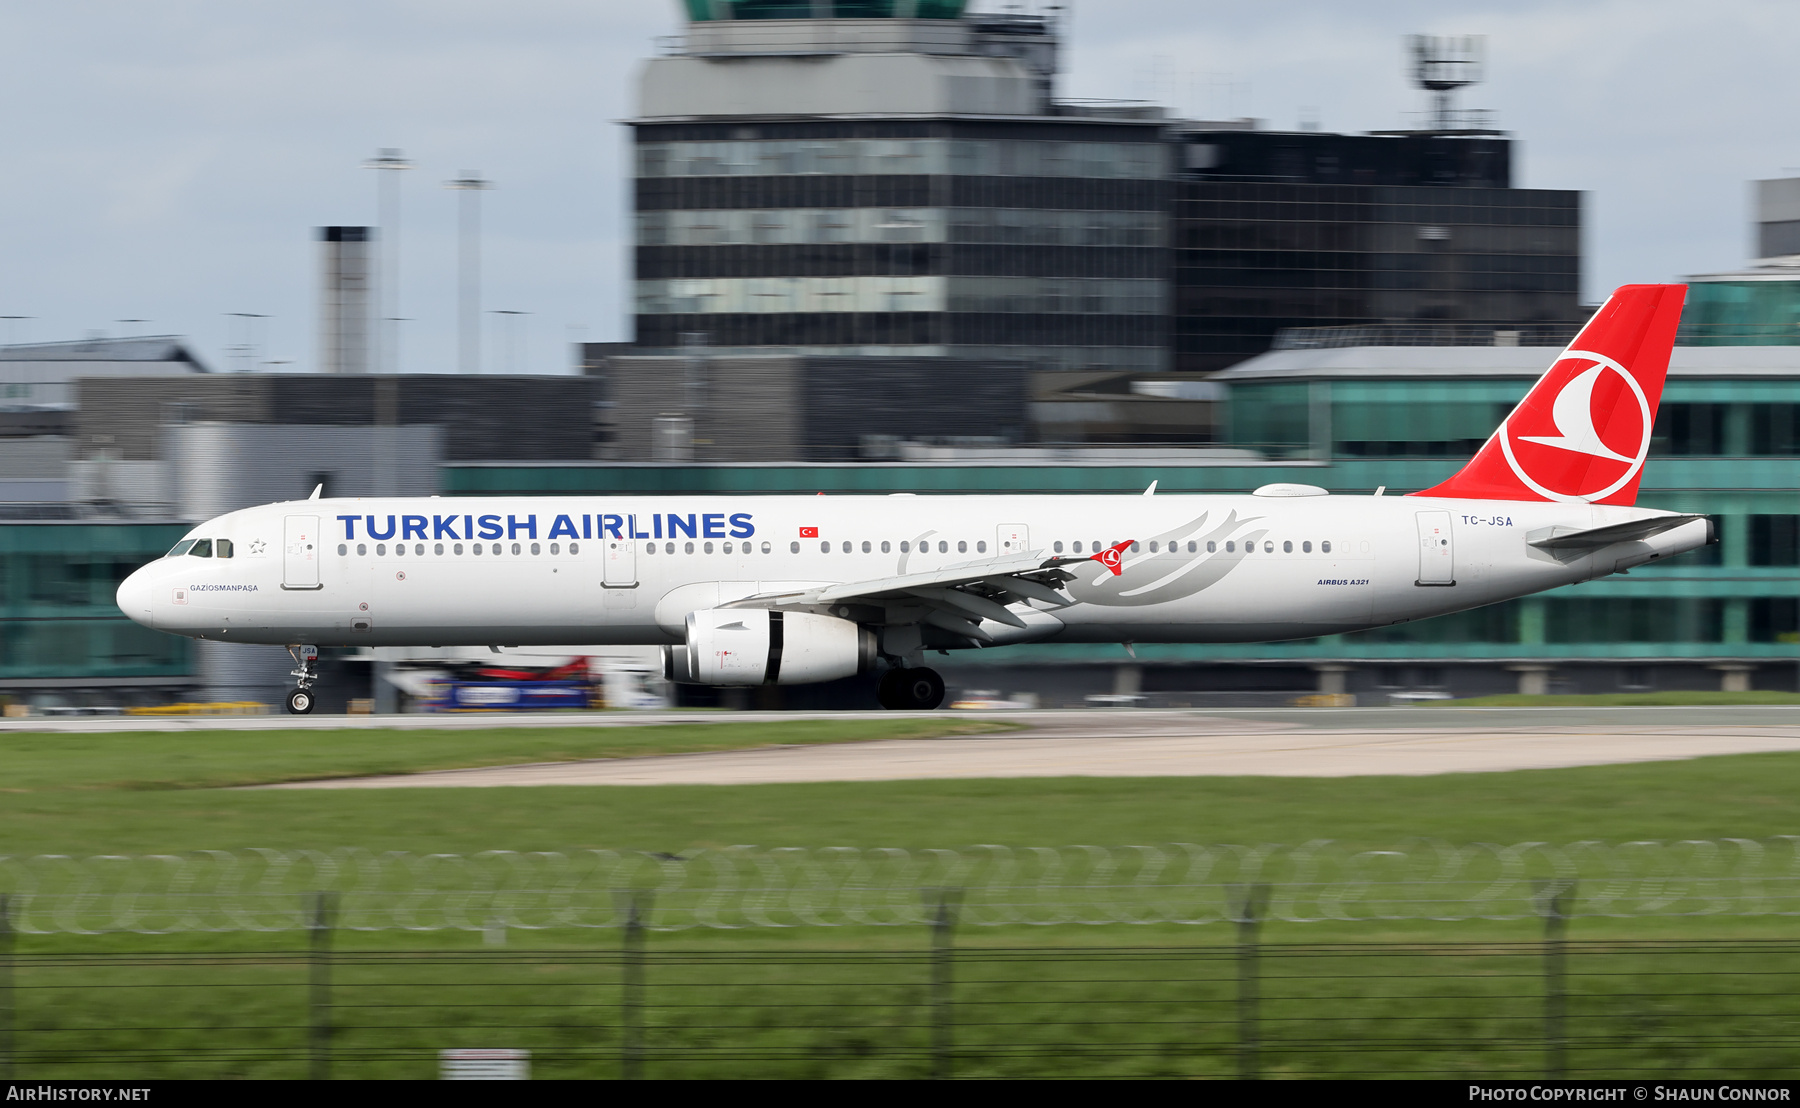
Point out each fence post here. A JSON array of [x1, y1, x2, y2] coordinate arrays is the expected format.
[[308, 891, 335, 1081], [0, 893, 12, 1081], [1233, 883, 1267, 1081], [621, 892, 648, 1081], [929, 888, 960, 1080], [1539, 879, 1574, 1080]]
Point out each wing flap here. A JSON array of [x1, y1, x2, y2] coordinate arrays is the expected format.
[[722, 552, 1077, 610]]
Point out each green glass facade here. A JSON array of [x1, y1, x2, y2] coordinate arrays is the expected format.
[[1681, 278, 1800, 345], [0, 523, 191, 684]]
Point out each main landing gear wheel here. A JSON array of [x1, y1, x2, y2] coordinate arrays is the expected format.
[[285, 688, 315, 715], [878, 667, 945, 710]]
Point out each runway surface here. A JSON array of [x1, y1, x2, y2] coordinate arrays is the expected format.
[[244, 706, 1800, 788]]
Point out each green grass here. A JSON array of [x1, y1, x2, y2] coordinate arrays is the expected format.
[[8, 719, 1800, 1078], [4, 746, 1800, 857], [1436, 691, 1800, 707], [0, 717, 1015, 792]]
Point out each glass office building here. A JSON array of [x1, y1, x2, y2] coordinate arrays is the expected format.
[[630, 6, 1171, 371], [633, 124, 1170, 371], [1170, 128, 1585, 372], [0, 522, 190, 702]]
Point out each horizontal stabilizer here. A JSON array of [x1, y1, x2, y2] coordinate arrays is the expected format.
[[1527, 514, 1710, 554]]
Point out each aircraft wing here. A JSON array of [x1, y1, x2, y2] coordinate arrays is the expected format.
[[720, 551, 1087, 641], [1527, 514, 1711, 555]]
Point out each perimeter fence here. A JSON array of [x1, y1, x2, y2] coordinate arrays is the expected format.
[[4, 891, 1800, 1079], [5, 839, 1800, 934]]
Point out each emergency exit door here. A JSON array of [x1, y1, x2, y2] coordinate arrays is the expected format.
[[283, 515, 321, 590], [996, 524, 1030, 557], [604, 539, 637, 587], [1415, 511, 1455, 586]]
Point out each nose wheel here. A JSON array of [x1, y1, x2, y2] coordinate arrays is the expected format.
[[285, 645, 319, 715]]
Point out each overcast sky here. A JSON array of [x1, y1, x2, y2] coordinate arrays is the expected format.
[[0, 0, 1793, 374]]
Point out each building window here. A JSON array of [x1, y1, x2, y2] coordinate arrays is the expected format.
[[1749, 516, 1800, 566]]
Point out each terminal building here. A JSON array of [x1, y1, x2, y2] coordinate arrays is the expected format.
[[628, 5, 1171, 373]]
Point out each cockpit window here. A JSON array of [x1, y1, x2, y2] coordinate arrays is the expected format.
[[216, 539, 234, 559], [188, 539, 213, 558], [167, 540, 196, 557]]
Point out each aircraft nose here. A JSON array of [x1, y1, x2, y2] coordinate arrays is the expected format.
[[116, 567, 156, 629]]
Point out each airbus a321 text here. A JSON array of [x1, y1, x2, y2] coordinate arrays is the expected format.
[[117, 284, 1711, 713]]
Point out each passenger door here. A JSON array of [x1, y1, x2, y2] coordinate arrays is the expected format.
[[283, 515, 321, 590], [1415, 511, 1455, 586], [604, 538, 637, 588]]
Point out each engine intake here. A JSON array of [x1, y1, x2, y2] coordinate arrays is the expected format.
[[662, 609, 875, 686]]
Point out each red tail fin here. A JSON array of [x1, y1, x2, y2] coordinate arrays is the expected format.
[[1411, 284, 1686, 505]]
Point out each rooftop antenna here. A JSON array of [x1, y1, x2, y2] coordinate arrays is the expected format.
[[1407, 34, 1484, 133]]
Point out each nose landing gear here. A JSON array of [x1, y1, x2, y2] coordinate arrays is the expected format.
[[285, 645, 319, 715]]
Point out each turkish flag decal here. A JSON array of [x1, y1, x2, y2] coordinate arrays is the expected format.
[[799, 526, 819, 538]]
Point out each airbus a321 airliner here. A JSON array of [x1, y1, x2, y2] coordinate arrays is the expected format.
[[117, 284, 1710, 713]]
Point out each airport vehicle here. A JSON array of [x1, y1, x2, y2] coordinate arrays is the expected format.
[[116, 285, 1710, 713]]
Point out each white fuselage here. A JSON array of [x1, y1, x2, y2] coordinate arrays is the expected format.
[[116, 492, 1709, 651]]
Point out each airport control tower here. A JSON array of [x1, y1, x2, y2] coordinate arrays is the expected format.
[[628, 2, 1169, 372]]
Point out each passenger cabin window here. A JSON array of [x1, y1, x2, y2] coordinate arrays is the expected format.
[[188, 539, 213, 558], [1322, 541, 1332, 553], [1054, 541, 1064, 553], [167, 540, 196, 557], [216, 539, 234, 558]]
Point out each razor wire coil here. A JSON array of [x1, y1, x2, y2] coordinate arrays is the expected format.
[[4, 838, 1800, 934]]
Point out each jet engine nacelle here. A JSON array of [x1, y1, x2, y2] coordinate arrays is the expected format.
[[662, 608, 875, 686]]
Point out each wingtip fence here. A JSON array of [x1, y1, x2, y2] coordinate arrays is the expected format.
[[3, 839, 1799, 934]]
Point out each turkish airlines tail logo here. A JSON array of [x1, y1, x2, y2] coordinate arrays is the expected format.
[[1411, 284, 1687, 506]]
